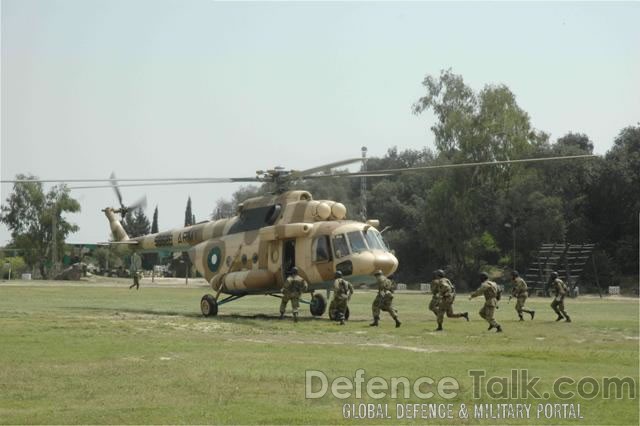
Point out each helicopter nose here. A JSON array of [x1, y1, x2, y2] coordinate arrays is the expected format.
[[374, 253, 398, 276]]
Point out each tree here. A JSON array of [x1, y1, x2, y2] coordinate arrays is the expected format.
[[151, 206, 159, 234], [0, 175, 80, 278], [185, 197, 193, 227], [122, 208, 150, 238], [588, 125, 640, 274]]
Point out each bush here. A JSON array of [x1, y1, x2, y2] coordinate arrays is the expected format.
[[1, 256, 27, 279]]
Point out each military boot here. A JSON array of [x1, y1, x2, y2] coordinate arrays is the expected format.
[[518, 314, 524, 321], [462, 312, 469, 322], [496, 325, 503, 333], [293, 312, 299, 323], [530, 310, 535, 320], [435, 323, 443, 331], [555, 314, 564, 321], [369, 317, 379, 327], [395, 318, 402, 328], [488, 324, 495, 331], [564, 314, 571, 323], [279, 312, 284, 320]]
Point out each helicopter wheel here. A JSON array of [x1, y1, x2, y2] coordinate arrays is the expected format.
[[310, 293, 327, 317], [200, 294, 218, 317]]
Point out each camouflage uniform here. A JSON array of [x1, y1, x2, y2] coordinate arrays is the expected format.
[[280, 273, 308, 321], [129, 252, 142, 290], [428, 278, 442, 317], [470, 279, 502, 332], [436, 278, 468, 330], [371, 273, 401, 327], [332, 277, 354, 324], [550, 277, 571, 322], [512, 276, 535, 320]]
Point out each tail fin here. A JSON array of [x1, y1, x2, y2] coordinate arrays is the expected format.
[[103, 207, 130, 241]]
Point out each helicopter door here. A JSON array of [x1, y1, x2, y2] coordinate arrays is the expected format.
[[282, 239, 296, 278]]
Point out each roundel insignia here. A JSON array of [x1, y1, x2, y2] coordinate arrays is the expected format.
[[207, 247, 222, 272]]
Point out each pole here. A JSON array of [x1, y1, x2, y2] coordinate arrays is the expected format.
[[360, 146, 368, 220]]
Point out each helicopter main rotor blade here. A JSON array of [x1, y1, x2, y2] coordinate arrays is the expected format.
[[1, 176, 259, 184], [289, 158, 363, 179], [305, 154, 597, 179], [67, 178, 259, 190]]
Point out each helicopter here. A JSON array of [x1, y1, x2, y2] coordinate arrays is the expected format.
[[102, 159, 398, 318], [2, 154, 596, 318]]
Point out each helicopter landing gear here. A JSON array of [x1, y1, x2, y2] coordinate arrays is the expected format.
[[200, 294, 218, 317], [309, 293, 327, 317]]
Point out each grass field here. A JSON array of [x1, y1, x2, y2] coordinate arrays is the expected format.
[[0, 278, 638, 425]]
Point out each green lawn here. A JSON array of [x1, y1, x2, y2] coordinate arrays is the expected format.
[[0, 280, 638, 425]]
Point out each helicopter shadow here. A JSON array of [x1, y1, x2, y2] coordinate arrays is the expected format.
[[63, 306, 202, 319]]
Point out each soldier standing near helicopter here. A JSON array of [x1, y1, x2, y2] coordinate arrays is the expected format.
[[549, 271, 571, 322], [129, 252, 142, 290], [280, 266, 308, 322], [332, 271, 353, 325], [370, 270, 401, 328]]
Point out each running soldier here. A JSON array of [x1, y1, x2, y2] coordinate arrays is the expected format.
[[469, 272, 503, 333], [332, 271, 354, 325], [280, 266, 308, 322], [435, 272, 469, 331], [428, 270, 444, 318], [511, 271, 535, 321], [549, 271, 571, 322], [370, 270, 401, 328]]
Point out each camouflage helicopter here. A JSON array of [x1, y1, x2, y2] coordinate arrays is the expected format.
[[3, 154, 595, 318], [102, 159, 397, 318]]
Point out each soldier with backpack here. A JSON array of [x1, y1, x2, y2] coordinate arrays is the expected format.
[[469, 271, 503, 333], [549, 271, 571, 322]]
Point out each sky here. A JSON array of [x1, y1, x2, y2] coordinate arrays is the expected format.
[[1, 0, 639, 244]]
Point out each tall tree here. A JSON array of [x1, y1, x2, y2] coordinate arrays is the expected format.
[[0, 175, 80, 278], [185, 197, 193, 226], [122, 208, 150, 238], [588, 125, 640, 274], [151, 206, 159, 234]]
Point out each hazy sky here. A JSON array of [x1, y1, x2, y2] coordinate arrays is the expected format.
[[1, 1, 639, 244]]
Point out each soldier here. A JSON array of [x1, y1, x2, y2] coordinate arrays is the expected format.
[[511, 271, 535, 321], [129, 252, 142, 290], [469, 272, 503, 333], [548, 271, 571, 322], [428, 270, 444, 318], [332, 271, 354, 325], [280, 266, 308, 322], [370, 270, 401, 328], [435, 272, 469, 331]]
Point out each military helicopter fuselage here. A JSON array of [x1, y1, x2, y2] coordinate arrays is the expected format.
[[104, 190, 397, 315]]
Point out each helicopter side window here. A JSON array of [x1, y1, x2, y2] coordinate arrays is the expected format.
[[346, 231, 368, 254], [364, 229, 383, 250], [332, 234, 350, 259], [312, 236, 332, 263]]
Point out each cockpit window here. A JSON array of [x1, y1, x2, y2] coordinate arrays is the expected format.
[[376, 232, 390, 251], [332, 234, 350, 259], [364, 229, 383, 250], [312, 235, 332, 263], [347, 231, 368, 254]]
